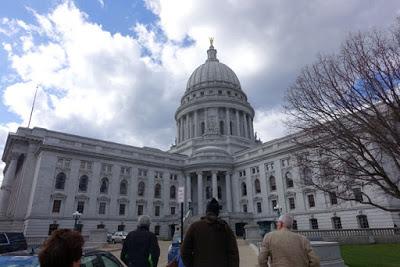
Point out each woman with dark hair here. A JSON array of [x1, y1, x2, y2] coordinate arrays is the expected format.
[[39, 229, 84, 267]]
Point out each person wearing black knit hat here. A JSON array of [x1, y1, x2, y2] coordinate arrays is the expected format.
[[181, 198, 239, 267]]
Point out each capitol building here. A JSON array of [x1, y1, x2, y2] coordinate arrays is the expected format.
[[0, 43, 398, 240]]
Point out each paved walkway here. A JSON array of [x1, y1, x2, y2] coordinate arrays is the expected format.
[[107, 239, 259, 267]]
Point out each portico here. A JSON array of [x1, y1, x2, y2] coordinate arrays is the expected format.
[[185, 170, 233, 215]]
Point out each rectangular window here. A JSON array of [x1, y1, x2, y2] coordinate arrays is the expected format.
[[48, 224, 58, 235], [307, 194, 315, 208], [332, 217, 342, 229], [119, 204, 126, 216], [292, 220, 298, 230], [170, 207, 176, 215], [52, 200, 61, 213], [155, 206, 160, 217], [77, 201, 84, 213], [257, 202, 262, 213], [353, 188, 363, 202], [330, 192, 338, 205], [99, 202, 106, 215], [137, 205, 143, 216], [154, 225, 160, 236], [357, 215, 369, 229], [289, 197, 296, 210], [310, 218, 319, 229], [243, 204, 248, 213]]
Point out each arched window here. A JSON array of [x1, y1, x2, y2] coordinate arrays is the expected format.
[[219, 121, 224, 135], [201, 122, 205, 135], [78, 175, 88, 192], [170, 185, 176, 199], [206, 186, 211, 199], [254, 179, 261, 194], [120, 180, 127, 195], [229, 121, 233, 135], [241, 182, 247, 196], [138, 181, 145, 196], [154, 183, 161, 198], [269, 176, 276, 191], [285, 172, 294, 188], [55, 172, 66, 190], [218, 186, 222, 199], [100, 178, 109, 194]]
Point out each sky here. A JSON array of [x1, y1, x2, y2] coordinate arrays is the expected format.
[[0, 0, 399, 182]]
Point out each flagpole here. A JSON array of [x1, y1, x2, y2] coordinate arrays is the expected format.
[[28, 85, 38, 128]]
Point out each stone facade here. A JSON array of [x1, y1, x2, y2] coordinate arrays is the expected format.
[[0, 44, 399, 240]]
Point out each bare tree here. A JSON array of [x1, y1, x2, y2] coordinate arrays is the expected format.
[[285, 20, 400, 212]]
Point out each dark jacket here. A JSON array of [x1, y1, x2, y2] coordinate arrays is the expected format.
[[121, 226, 160, 267], [180, 214, 239, 267]]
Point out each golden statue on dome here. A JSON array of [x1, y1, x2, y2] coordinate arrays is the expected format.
[[209, 37, 214, 46]]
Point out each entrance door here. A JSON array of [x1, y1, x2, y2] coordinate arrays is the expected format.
[[235, 223, 247, 237], [169, 224, 176, 240], [257, 221, 275, 237]]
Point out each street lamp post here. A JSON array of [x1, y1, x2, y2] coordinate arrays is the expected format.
[[72, 211, 82, 231], [273, 204, 282, 230], [274, 204, 282, 218]]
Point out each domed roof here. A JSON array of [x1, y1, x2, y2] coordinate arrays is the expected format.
[[186, 44, 241, 92]]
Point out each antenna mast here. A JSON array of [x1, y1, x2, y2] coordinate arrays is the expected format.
[[28, 85, 38, 128]]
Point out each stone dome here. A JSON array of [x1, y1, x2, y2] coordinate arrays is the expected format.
[[186, 45, 241, 92]]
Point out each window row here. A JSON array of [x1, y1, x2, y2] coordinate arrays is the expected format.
[[52, 200, 178, 217], [295, 215, 369, 230], [240, 173, 294, 196], [182, 89, 245, 104], [55, 172, 178, 199]]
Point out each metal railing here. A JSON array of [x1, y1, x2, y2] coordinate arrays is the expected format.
[[294, 227, 400, 244]]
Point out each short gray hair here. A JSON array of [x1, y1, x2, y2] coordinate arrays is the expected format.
[[278, 214, 293, 229], [138, 215, 151, 226]]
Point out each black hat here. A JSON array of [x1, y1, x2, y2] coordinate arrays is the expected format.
[[206, 198, 220, 216]]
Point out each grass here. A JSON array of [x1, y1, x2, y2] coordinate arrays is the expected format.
[[340, 244, 400, 267]]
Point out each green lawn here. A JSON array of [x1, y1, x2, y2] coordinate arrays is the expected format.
[[340, 244, 400, 267]]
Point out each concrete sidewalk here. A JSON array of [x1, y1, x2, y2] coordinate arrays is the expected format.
[[106, 239, 259, 267]]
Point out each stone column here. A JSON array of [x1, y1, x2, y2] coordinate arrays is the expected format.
[[246, 170, 254, 213], [194, 110, 198, 138], [0, 154, 18, 216], [186, 173, 192, 211], [197, 172, 203, 215], [250, 117, 254, 140], [212, 171, 218, 199], [225, 172, 232, 212], [225, 108, 230, 135], [204, 108, 208, 132], [236, 109, 240, 136], [179, 118, 183, 142], [176, 121, 179, 143], [163, 172, 171, 216], [244, 114, 249, 138], [186, 114, 190, 140]]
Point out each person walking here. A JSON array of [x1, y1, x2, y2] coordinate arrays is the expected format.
[[121, 215, 160, 267], [181, 198, 239, 267], [38, 229, 84, 267], [258, 213, 320, 267]]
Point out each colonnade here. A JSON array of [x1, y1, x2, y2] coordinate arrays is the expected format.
[[185, 170, 233, 215], [177, 108, 254, 143]]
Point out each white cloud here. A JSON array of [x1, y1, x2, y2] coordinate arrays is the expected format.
[[253, 108, 289, 142]]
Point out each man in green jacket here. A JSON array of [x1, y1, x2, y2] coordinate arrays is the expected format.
[[181, 198, 239, 267]]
